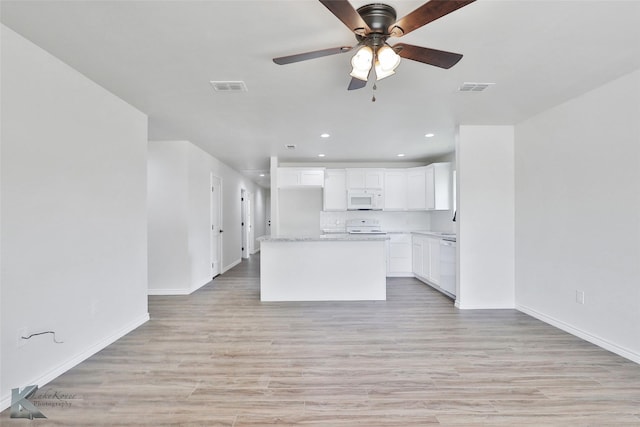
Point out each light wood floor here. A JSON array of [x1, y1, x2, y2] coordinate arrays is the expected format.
[[3, 254, 640, 426]]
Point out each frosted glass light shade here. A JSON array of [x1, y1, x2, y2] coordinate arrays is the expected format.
[[350, 46, 373, 81], [375, 45, 401, 80]]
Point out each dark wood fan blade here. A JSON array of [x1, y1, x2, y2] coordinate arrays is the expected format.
[[389, 0, 476, 37], [273, 46, 352, 65], [319, 0, 371, 35], [347, 77, 367, 91], [393, 43, 463, 69]]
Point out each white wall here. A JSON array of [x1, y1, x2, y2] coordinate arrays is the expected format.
[[147, 140, 268, 294], [147, 141, 191, 293], [1, 25, 149, 407], [515, 69, 640, 362], [457, 126, 515, 309]]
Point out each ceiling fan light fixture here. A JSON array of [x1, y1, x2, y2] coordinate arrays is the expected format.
[[374, 45, 401, 81], [374, 64, 396, 80], [377, 45, 401, 70], [350, 46, 373, 81]]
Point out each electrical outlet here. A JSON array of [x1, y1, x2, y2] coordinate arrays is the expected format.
[[17, 327, 28, 348], [576, 290, 585, 305]]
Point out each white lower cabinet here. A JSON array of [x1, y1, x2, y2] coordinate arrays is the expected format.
[[426, 237, 440, 285], [386, 233, 412, 277], [412, 234, 442, 287]]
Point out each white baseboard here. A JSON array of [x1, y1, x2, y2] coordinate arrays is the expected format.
[[387, 272, 414, 278], [517, 304, 640, 365], [0, 313, 149, 411], [455, 301, 515, 309], [148, 288, 190, 295], [222, 258, 241, 273], [190, 277, 214, 294]]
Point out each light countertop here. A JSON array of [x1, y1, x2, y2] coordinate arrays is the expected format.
[[412, 230, 457, 241], [258, 234, 389, 242]]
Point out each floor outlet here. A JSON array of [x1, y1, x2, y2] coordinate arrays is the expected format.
[[576, 290, 585, 305]]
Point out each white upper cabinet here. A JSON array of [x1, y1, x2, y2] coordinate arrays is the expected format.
[[277, 168, 324, 188], [323, 169, 347, 211], [346, 168, 384, 190], [425, 166, 436, 209], [383, 169, 407, 211], [407, 163, 452, 210], [407, 167, 427, 210], [426, 162, 452, 210]]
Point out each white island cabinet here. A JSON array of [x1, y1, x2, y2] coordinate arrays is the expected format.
[[259, 234, 387, 301]]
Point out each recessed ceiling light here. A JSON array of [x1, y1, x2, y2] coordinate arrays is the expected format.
[[425, 133, 435, 138], [320, 133, 330, 138], [397, 153, 405, 157], [318, 154, 326, 157], [259, 174, 265, 177]]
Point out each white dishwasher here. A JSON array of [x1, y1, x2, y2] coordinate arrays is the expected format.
[[439, 239, 457, 297]]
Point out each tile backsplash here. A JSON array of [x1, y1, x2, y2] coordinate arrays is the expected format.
[[320, 211, 432, 232]]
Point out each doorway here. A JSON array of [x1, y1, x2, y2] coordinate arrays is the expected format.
[[210, 175, 222, 277], [241, 189, 253, 259]]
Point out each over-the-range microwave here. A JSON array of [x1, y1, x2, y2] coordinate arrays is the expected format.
[[347, 189, 383, 210]]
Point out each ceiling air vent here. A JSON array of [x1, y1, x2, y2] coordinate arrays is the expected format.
[[458, 82, 495, 92], [209, 81, 248, 92], [285, 144, 297, 150]]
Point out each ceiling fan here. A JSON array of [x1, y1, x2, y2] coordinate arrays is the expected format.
[[273, 0, 476, 91]]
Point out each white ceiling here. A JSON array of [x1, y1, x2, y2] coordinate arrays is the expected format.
[[2, 1, 639, 187]]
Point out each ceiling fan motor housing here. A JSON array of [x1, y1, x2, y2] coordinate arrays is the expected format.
[[357, 3, 397, 35]]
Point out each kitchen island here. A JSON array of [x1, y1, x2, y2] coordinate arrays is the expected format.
[[257, 234, 388, 301]]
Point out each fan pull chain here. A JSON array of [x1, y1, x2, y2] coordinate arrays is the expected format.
[[372, 83, 377, 102]]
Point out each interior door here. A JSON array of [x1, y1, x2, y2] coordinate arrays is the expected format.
[[246, 193, 253, 254], [265, 195, 271, 235], [210, 175, 222, 277], [241, 189, 248, 259]]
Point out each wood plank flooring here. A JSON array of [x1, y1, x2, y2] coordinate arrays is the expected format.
[[3, 254, 640, 426]]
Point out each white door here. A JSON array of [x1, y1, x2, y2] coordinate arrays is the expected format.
[[241, 189, 249, 259], [265, 195, 271, 235], [246, 192, 253, 254], [210, 175, 222, 277]]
